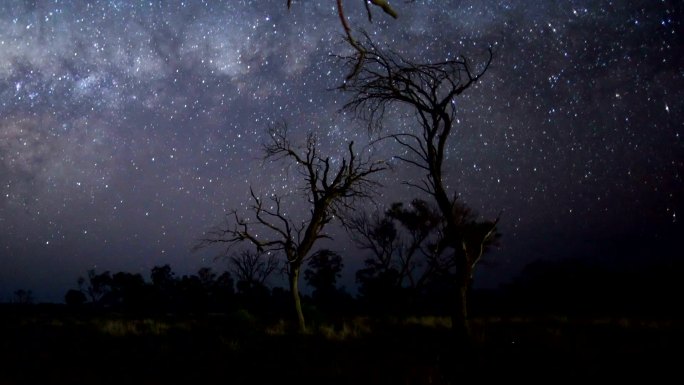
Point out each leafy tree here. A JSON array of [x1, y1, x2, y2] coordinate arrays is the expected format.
[[84, 269, 112, 305], [348, 199, 441, 313], [197, 122, 385, 332], [151, 264, 176, 289], [192, 267, 236, 311], [65, 289, 87, 306], [197, 267, 217, 289], [304, 249, 344, 302], [176, 274, 209, 313], [212, 271, 236, 310], [150, 264, 178, 311], [108, 272, 148, 310]]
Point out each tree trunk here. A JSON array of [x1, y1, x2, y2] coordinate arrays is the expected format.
[[289, 264, 307, 333], [452, 278, 470, 341], [450, 258, 479, 376]]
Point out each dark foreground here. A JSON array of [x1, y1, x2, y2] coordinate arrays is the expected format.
[[1, 306, 681, 384]]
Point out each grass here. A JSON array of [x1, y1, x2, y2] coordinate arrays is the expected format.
[[1, 308, 682, 384]]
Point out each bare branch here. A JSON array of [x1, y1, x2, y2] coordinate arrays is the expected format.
[[401, 180, 433, 196], [231, 250, 280, 286], [337, 35, 492, 135], [196, 122, 385, 323], [338, 33, 500, 337]]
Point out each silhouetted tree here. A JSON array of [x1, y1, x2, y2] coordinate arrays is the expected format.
[[231, 250, 279, 292], [65, 289, 87, 307], [304, 249, 354, 319], [197, 267, 217, 288], [151, 264, 176, 289], [286, 0, 405, 79], [12, 289, 33, 305], [194, 267, 236, 311], [174, 274, 209, 313], [304, 249, 344, 301], [197, 122, 385, 332], [349, 211, 401, 311], [287, 0, 401, 20], [339, 36, 499, 342], [150, 264, 178, 311], [348, 199, 442, 313], [84, 269, 112, 305], [109, 272, 148, 310], [229, 250, 277, 311], [67, 265, 236, 314], [212, 271, 236, 310], [428, 201, 501, 326]]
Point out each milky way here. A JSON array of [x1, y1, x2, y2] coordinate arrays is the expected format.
[[1, 1, 682, 301]]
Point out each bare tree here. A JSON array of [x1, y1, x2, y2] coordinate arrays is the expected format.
[[230, 250, 280, 291], [286, 0, 407, 80], [197, 122, 385, 332], [338, 36, 499, 341], [12, 289, 34, 305]]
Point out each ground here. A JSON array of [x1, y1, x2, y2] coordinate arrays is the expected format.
[[1, 306, 681, 384]]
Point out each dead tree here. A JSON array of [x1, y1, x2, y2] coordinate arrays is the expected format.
[[286, 0, 405, 80], [338, 36, 499, 341], [197, 122, 385, 332], [230, 250, 280, 293]]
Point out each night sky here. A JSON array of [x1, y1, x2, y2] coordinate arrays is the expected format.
[[1, 1, 682, 302]]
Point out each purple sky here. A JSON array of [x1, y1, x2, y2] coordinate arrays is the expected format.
[[1, 0, 682, 302]]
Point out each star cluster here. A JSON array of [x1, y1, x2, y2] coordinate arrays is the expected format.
[[0, 1, 681, 301]]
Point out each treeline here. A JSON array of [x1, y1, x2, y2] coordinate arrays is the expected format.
[[493, 257, 684, 318], [64, 265, 240, 314], [61, 251, 462, 319], [59, 197, 502, 321], [58, 253, 684, 320]]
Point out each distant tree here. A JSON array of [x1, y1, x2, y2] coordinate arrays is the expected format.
[[349, 211, 402, 311], [13, 289, 34, 305], [197, 122, 385, 332], [197, 267, 217, 288], [150, 265, 178, 311], [226, 250, 276, 313], [151, 264, 176, 289], [192, 266, 237, 311], [216, 271, 235, 291], [339, 36, 499, 342], [109, 272, 148, 310], [84, 269, 112, 304], [348, 199, 442, 313], [230, 250, 279, 293], [65, 289, 87, 307], [212, 271, 236, 309], [175, 274, 209, 313], [304, 249, 344, 301]]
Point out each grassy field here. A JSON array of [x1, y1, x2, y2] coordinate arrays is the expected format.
[[1, 306, 681, 384]]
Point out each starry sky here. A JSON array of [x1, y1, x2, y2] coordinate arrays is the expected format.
[[1, 0, 682, 302]]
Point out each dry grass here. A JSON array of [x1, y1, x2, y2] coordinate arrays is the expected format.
[[2, 309, 682, 384], [402, 315, 451, 329], [95, 318, 172, 336], [316, 317, 373, 340]]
